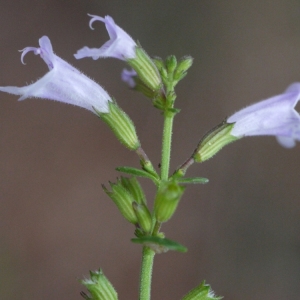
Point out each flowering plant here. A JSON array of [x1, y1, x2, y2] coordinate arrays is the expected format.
[[1, 13, 299, 300]]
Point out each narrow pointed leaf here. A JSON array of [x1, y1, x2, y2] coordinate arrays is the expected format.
[[177, 177, 209, 184], [116, 166, 159, 184]]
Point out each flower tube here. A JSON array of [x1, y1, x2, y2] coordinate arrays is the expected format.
[[228, 83, 300, 148], [191, 84, 300, 164]]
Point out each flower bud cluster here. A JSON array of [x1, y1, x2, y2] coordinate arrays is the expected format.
[[153, 55, 193, 89], [103, 177, 152, 234]]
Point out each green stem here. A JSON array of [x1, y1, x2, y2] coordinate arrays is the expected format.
[[174, 156, 195, 177], [139, 246, 155, 300], [152, 220, 161, 236], [160, 111, 175, 180]]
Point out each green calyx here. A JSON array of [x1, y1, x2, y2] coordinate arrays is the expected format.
[[96, 101, 140, 151], [120, 176, 146, 205], [154, 180, 185, 223], [102, 179, 138, 225], [182, 281, 222, 300], [81, 269, 118, 300], [193, 121, 238, 163], [127, 46, 162, 92], [132, 202, 152, 234], [153, 55, 193, 89]]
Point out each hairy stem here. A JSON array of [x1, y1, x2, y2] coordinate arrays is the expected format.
[[160, 111, 174, 181], [139, 246, 155, 300]]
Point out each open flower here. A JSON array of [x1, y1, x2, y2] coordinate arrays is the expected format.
[[0, 36, 112, 113], [227, 83, 300, 148], [74, 14, 136, 61], [75, 15, 162, 92]]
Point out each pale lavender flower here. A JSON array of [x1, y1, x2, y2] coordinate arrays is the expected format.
[[227, 83, 300, 148], [74, 15, 136, 61], [0, 36, 112, 113], [121, 68, 137, 88]]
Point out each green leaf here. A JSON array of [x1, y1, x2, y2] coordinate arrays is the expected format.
[[131, 236, 187, 253], [182, 281, 222, 300], [116, 166, 159, 184], [177, 177, 209, 184]]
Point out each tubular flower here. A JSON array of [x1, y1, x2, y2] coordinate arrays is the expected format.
[[75, 15, 162, 92], [227, 83, 300, 148], [74, 14, 136, 61], [0, 36, 112, 113]]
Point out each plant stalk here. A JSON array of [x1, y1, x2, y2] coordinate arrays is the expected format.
[[160, 111, 175, 181], [139, 246, 155, 300]]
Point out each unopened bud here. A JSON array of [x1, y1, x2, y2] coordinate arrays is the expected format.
[[193, 121, 238, 163], [120, 176, 146, 204], [81, 269, 118, 300], [154, 181, 185, 223], [96, 101, 140, 151], [102, 180, 138, 224], [175, 56, 193, 75], [152, 56, 165, 71], [173, 56, 193, 84], [165, 55, 177, 74], [132, 202, 152, 234]]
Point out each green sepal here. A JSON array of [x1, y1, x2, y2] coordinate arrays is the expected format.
[[120, 176, 146, 204], [154, 180, 185, 223], [131, 236, 187, 253], [116, 166, 159, 185], [193, 121, 238, 163], [132, 202, 152, 234], [134, 227, 145, 238], [182, 281, 222, 300], [96, 101, 140, 151], [81, 269, 118, 300], [152, 56, 165, 71], [165, 55, 177, 74], [127, 46, 162, 92], [176, 177, 209, 184], [173, 55, 193, 84], [177, 55, 193, 72], [132, 76, 157, 99], [173, 72, 188, 86], [102, 181, 138, 224]]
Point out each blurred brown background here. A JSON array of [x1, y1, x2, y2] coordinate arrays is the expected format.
[[1, 1, 300, 299]]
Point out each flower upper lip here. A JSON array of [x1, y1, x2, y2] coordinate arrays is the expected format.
[[74, 14, 137, 61]]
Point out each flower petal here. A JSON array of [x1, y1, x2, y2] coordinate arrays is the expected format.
[[227, 83, 300, 147], [121, 68, 137, 88], [227, 83, 300, 137], [0, 36, 112, 113], [74, 15, 136, 61]]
